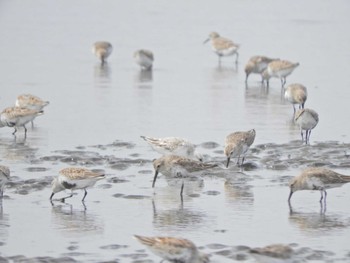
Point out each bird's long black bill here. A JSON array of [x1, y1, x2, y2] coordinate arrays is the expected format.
[[226, 157, 231, 168], [152, 171, 159, 188]]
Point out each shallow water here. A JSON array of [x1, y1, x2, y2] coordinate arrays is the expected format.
[[1, 0, 350, 262]]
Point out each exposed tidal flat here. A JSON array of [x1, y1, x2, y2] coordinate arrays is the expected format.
[[1, 139, 350, 262]]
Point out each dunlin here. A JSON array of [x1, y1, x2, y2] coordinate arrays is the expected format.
[[50, 167, 105, 202], [141, 136, 203, 161], [294, 108, 319, 144], [0, 165, 10, 198], [203, 32, 239, 64], [134, 235, 210, 263], [266, 60, 300, 87], [92, 41, 113, 64], [244, 56, 278, 82], [284, 83, 307, 114], [134, 49, 154, 70], [288, 167, 350, 204], [15, 94, 49, 126], [224, 129, 256, 167], [0, 106, 44, 136], [152, 155, 217, 198]]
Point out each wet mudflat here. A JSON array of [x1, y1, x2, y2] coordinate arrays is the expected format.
[[1, 0, 350, 262]]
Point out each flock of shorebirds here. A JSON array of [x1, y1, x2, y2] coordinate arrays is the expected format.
[[0, 32, 349, 263]]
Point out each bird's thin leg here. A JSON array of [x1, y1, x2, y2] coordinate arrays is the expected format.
[[59, 194, 73, 202], [306, 130, 311, 144], [300, 129, 304, 142], [82, 189, 88, 202], [319, 190, 324, 202], [235, 53, 239, 64], [241, 156, 246, 166], [12, 127, 17, 135], [24, 125, 27, 137], [236, 157, 240, 165]]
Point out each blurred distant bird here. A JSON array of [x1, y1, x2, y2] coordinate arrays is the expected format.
[[265, 60, 300, 87], [0, 106, 43, 137], [141, 136, 203, 161], [0, 165, 10, 198], [250, 244, 294, 261], [224, 129, 256, 167], [244, 56, 278, 82], [288, 167, 350, 204], [15, 94, 49, 126], [134, 235, 210, 263], [284, 83, 307, 114], [134, 49, 154, 70], [50, 167, 105, 202], [294, 108, 319, 144], [203, 32, 240, 64], [92, 41, 113, 65]]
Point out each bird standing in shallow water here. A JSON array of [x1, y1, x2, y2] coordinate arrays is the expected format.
[[134, 235, 210, 263], [50, 167, 105, 202], [265, 60, 300, 87], [0, 165, 10, 198], [134, 49, 154, 70], [92, 41, 113, 65], [294, 108, 319, 144], [284, 83, 307, 114], [15, 94, 49, 127], [244, 56, 278, 82], [224, 129, 256, 167], [203, 32, 240, 64], [288, 167, 350, 205], [152, 155, 217, 199], [0, 106, 43, 137]]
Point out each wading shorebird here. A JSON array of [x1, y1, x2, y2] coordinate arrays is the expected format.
[[15, 94, 49, 126], [0, 106, 44, 137], [92, 41, 113, 65], [294, 108, 319, 144], [224, 129, 256, 167], [244, 56, 278, 82], [0, 165, 10, 198], [50, 167, 105, 202], [284, 83, 308, 114], [288, 167, 350, 205], [134, 49, 154, 70], [152, 155, 217, 199], [266, 60, 300, 87], [203, 32, 240, 64], [141, 136, 203, 161], [134, 235, 210, 263]]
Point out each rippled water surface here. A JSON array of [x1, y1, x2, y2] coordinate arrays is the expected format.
[[1, 0, 350, 262]]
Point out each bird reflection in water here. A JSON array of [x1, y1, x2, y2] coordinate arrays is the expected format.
[[152, 199, 207, 230], [288, 204, 349, 232], [50, 202, 104, 236], [94, 63, 111, 88], [224, 175, 254, 205], [134, 70, 153, 89]]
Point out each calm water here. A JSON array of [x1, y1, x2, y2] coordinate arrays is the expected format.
[[1, 0, 350, 262]]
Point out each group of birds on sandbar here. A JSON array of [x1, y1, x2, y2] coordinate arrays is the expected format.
[[0, 33, 346, 263]]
